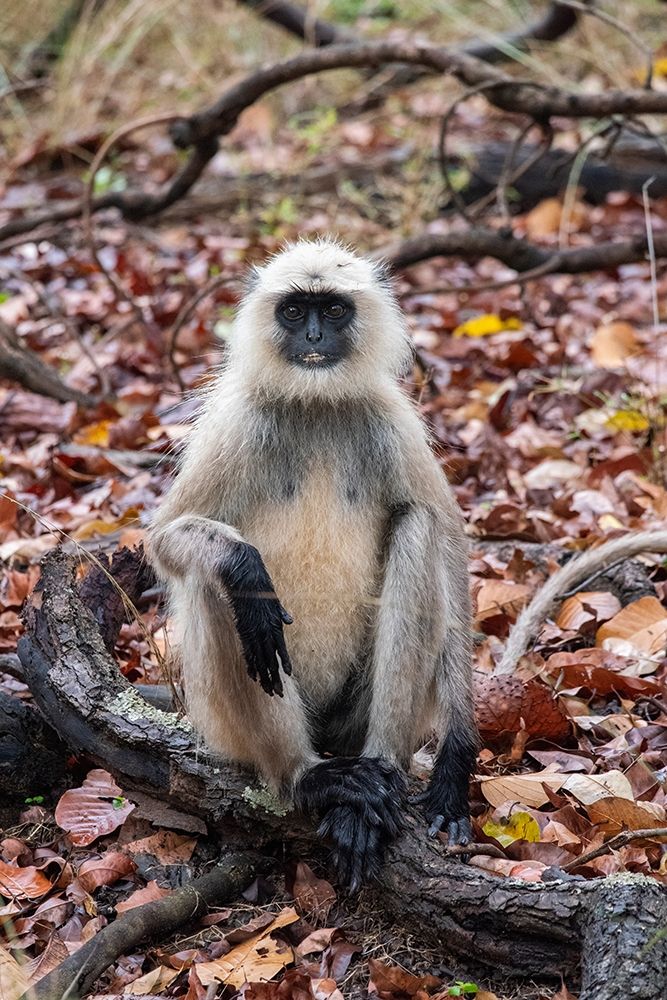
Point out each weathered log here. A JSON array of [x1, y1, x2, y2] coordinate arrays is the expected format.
[[579, 876, 667, 1000], [0, 690, 66, 798], [17, 548, 667, 995], [21, 852, 264, 1000]]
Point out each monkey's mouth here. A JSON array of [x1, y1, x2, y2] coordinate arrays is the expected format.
[[294, 352, 338, 367]]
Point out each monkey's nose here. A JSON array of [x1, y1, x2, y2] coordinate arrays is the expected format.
[[306, 318, 322, 343]]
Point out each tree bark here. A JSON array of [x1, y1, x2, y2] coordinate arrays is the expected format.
[[0, 690, 66, 798], [579, 876, 667, 1000], [16, 548, 667, 995], [0, 320, 96, 407], [21, 852, 264, 1000]]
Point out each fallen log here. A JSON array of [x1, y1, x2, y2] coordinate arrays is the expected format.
[[21, 852, 264, 1000], [17, 548, 667, 996]]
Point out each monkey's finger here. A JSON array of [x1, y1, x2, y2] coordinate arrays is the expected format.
[[347, 817, 370, 895], [279, 605, 294, 625], [448, 817, 472, 847], [258, 636, 281, 696], [274, 630, 293, 677], [427, 814, 445, 838], [363, 824, 383, 882], [254, 646, 276, 696], [263, 635, 284, 697]]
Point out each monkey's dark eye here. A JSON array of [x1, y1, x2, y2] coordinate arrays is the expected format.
[[281, 303, 305, 322], [323, 302, 347, 320]]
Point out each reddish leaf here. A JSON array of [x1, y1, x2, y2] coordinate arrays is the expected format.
[[0, 861, 52, 901], [76, 852, 135, 892], [288, 862, 336, 918], [55, 769, 135, 846], [368, 959, 441, 996]]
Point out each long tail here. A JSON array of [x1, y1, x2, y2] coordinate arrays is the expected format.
[[497, 529, 667, 675]]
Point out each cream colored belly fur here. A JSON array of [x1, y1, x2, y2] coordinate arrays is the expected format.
[[241, 467, 384, 705]]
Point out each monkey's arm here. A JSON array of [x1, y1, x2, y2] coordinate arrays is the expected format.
[[149, 504, 292, 697], [498, 528, 667, 674]]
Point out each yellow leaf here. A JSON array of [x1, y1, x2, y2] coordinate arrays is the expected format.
[[652, 56, 667, 78], [483, 811, 541, 846], [606, 410, 649, 433], [453, 314, 521, 338], [71, 507, 140, 541], [73, 419, 114, 447]]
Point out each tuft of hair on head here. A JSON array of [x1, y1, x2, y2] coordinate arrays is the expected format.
[[228, 237, 412, 402]]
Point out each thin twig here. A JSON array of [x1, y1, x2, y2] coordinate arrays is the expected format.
[[82, 113, 185, 316], [563, 827, 667, 873], [399, 257, 557, 298], [167, 274, 240, 389]]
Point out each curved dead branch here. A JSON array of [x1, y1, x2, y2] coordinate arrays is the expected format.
[[0, 319, 97, 407], [15, 547, 667, 996], [23, 852, 265, 1000], [4, 37, 667, 244], [380, 226, 667, 277]]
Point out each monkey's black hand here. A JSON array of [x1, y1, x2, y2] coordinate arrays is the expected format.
[[218, 542, 293, 697], [296, 757, 406, 894]]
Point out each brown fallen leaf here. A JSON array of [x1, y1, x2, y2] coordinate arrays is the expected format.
[[590, 321, 640, 368], [76, 852, 135, 893], [474, 675, 570, 742], [368, 958, 441, 996], [115, 880, 171, 913], [288, 862, 336, 919], [596, 596, 667, 655], [0, 861, 53, 901], [555, 591, 621, 631], [478, 771, 567, 809], [474, 579, 532, 624], [0, 943, 29, 1000], [562, 771, 633, 805], [55, 769, 135, 847], [195, 906, 298, 989], [586, 796, 666, 833], [123, 830, 196, 865]]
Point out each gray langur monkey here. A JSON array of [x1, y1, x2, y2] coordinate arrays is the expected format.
[[148, 237, 478, 891]]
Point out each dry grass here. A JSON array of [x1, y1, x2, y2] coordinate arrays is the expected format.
[[0, 2, 662, 167]]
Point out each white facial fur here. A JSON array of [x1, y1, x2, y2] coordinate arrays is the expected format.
[[227, 238, 413, 401]]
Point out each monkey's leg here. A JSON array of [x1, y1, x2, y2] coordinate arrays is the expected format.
[[420, 633, 478, 845], [363, 506, 477, 847]]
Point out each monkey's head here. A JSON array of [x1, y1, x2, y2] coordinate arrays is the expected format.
[[231, 238, 412, 400]]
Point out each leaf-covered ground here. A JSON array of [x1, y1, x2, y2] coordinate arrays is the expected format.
[[2, 3, 667, 999]]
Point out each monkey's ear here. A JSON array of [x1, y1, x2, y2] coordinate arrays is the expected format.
[[371, 258, 394, 290], [243, 265, 262, 295]]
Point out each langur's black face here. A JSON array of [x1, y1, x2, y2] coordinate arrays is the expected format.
[[274, 292, 356, 368]]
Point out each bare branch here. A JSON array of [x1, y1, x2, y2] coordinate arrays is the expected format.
[[380, 226, 667, 278]]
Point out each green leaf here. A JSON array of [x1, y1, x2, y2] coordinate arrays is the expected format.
[[112, 796, 126, 809]]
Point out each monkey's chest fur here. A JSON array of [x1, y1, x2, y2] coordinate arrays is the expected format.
[[244, 466, 385, 704], [232, 400, 397, 705]]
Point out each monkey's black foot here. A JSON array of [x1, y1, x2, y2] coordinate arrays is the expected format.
[[415, 783, 472, 847], [295, 756, 406, 893]]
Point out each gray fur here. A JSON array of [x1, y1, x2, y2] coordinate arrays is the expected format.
[[147, 238, 474, 798]]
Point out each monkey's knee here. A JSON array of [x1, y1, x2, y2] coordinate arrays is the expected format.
[[295, 756, 406, 893]]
